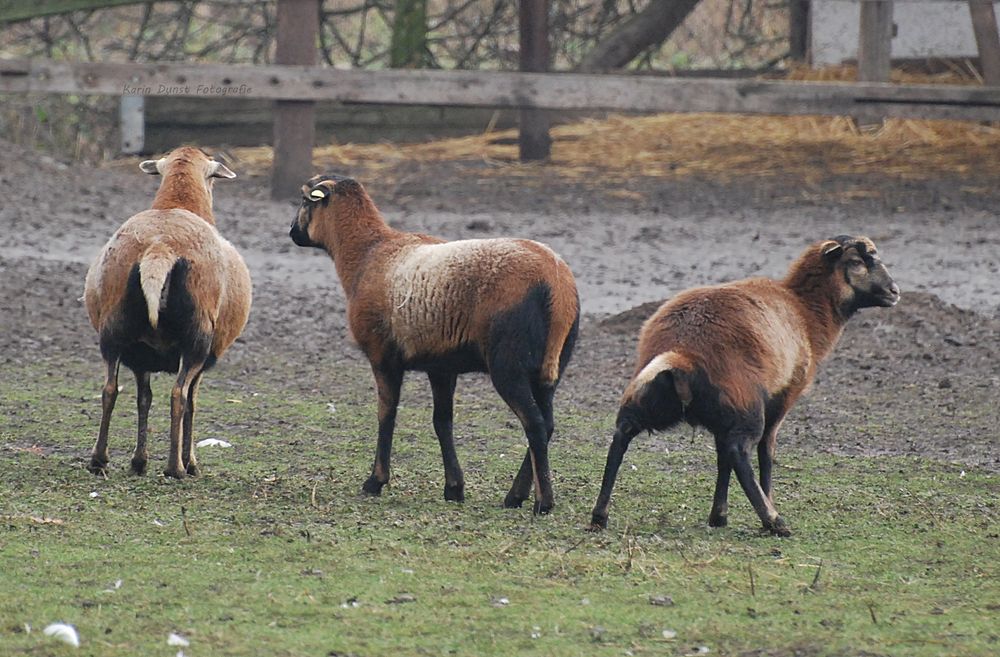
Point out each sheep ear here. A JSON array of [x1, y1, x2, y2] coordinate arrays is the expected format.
[[139, 159, 163, 175], [821, 241, 843, 260], [309, 188, 329, 201], [209, 161, 237, 179]]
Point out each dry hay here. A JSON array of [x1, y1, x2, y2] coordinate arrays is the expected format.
[[229, 66, 1000, 190]]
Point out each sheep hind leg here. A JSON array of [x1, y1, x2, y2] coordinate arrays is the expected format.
[[428, 371, 464, 502], [362, 366, 403, 496], [129, 370, 152, 475], [492, 373, 553, 514], [725, 431, 790, 537], [88, 358, 121, 476], [164, 358, 206, 480], [182, 371, 204, 476], [504, 382, 556, 509]]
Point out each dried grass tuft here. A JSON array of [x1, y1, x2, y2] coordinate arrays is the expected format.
[[230, 66, 1000, 187]]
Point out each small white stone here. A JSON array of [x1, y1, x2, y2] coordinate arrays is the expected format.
[[196, 439, 232, 448], [43, 623, 79, 647]]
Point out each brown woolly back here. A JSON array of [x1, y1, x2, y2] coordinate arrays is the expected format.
[[632, 238, 870, 412], [635, 281, 810, 411]]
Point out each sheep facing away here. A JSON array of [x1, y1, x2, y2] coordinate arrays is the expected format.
[[290, 174, 579, 513], [84, 146, 252, 479], [589, 236, 899, 535]]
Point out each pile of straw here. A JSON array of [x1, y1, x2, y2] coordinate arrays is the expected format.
[[231, 66, 1000, 188]]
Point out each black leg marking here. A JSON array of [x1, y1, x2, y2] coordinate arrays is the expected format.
[[506, 381, 558, 509], [362, 365, 403, 496], [708, 435, 732, 527], [492, 369, 554, 514], [429, 371, 464, 502], [588, 422, 641, 530], [723, 426, 789, 537]]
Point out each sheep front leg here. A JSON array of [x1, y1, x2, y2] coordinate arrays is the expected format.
[[757, 416, 785, 504], [362, 366, 403, 496], [708, 438, 733, 527], [428, 371, 465, 502], [165, 359, 206, 480], [588, 423, 641, 530], [89, 358, 120, 476], [130, 370, 152, 475]]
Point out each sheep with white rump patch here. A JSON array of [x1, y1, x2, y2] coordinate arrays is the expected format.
[[589, 235, 899, 535], [290, 174, 579, 513], [84, 146, 251, 479]]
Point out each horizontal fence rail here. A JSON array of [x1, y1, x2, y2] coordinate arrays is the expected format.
[[3, 58, 1000, 121]]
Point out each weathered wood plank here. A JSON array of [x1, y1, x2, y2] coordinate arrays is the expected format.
[[859, 1, 894, 83], [4, 58, 1000, 121], [0, 0, 145, 22], [969, 0, 1000, 85]]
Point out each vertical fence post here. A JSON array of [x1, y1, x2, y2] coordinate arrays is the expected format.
[[120, 94, 145, 154], [519, 0, 550, 161], [969, 0, 1000, 85], [858, 0, 893, 82], [271, 0, 319, 200], [788, 0, 810, 63]]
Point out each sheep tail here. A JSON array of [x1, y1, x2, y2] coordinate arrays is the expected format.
[[138, 245, 178, 329], [621, 351, 695, 411], [540, 288, 579, 385]]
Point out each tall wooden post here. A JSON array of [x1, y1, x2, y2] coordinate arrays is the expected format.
[[271, 0, 319, 200], [969, 0, 1000, 85], [788, 0, 810, 63], [519, 0, 550, 161], [858, 0, 893, 82]]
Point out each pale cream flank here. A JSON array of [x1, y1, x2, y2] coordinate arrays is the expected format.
[[745, 293, 812, 395], [386, 238, 527, 359]]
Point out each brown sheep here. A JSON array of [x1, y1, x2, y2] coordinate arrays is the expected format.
[[83, 146, 252, 479], [589, 235, 899, 535], [290, 174, 579, 513]]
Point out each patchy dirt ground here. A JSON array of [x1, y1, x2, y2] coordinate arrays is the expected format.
[[1, 138, 998, 471]]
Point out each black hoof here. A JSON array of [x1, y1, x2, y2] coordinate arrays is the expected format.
[[185, 462, 201, 477], [361, 477, 385, 496], [444, 484, 465, 503], [766, 516, 791, 537], [87, 459, 109, 476], [708, 513, 728, 528], [532, 500, 554, 516], [587, 514, 608, 532], [129, 458, 147, 476], [502, 494, 526, 509]]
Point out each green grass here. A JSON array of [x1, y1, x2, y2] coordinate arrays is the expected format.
[[1, 359, 998, 657]]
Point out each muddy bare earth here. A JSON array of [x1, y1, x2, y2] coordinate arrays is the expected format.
[[1, 139, 998, 470]]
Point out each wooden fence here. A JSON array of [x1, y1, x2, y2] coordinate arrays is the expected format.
[[2, 0, 1000, 198]]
